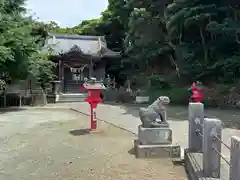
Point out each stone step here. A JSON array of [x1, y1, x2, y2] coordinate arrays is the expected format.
[[65, 84, 86, 93], [66, 89, 86, 93], [65, 86, 84, 90], [57, 99, 85, 103], [65, 89, 85, 93], [56, 93, 87, 103], [65, 84, 82, 87]]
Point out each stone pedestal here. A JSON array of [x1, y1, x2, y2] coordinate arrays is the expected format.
[[138, 124, 172, 145], [134, 124, 180, 158]]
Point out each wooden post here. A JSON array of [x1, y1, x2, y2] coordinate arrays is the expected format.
[[62, 62, 64, 81], [19, 95, 22, 107], [58, 59, 62, 80], [88, 58, 93, 78], [61, 61, 65, 93]]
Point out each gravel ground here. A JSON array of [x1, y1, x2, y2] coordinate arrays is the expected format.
[[0, 109, 187, 180]]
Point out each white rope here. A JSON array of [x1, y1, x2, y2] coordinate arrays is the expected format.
[[64, 63, 88, 73]]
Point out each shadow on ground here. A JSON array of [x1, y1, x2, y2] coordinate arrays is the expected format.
[[69, 129, 90, 136], [128, 147, 135, 156], [0, 108, 26, 115]]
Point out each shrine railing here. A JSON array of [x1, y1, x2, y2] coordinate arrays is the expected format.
[[188, 102, 240, 180]]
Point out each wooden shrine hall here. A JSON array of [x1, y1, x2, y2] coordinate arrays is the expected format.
[[45, 33, 120, 93]]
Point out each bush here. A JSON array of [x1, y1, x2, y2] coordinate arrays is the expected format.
[[148, 84, 238, 108], [203, 84, 236, 107], [149, 87, 189, 105], [149, 75, 171, 89]]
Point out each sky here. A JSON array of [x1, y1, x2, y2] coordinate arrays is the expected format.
[[25, 0, 108, 27]]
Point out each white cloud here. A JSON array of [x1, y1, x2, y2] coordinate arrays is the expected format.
[[25, 0, 108, 27]]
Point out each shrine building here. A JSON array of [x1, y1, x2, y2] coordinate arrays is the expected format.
[[45, 33, 120, 93]]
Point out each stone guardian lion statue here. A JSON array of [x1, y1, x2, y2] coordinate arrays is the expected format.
[[139, 96, 170, 128]]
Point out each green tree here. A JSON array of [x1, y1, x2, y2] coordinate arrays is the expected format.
[[44, 0, 240, 86], [0, 0, 55, 93], [165, 0, 240, 83]]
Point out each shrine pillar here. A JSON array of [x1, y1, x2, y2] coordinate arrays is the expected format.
[[89, 59, 93, 78], [58, 59, 64, 92]]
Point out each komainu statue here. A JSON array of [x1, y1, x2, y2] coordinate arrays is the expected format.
[[139, 96, 170, 128]]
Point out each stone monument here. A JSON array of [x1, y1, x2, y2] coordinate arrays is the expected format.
[[134, 96, 181, 158]]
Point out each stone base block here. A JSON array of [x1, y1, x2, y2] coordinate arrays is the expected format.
[[138, 125, 172, 145], [134, 140, 181, 158], [184, 149, 226, 180]]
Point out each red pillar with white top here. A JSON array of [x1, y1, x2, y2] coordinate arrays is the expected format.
[[82, 77, 106, 130]]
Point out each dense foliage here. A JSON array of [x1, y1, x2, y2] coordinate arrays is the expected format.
[[0, 0, 54, 92], [49, 0, 240, 86], [124, 0, 240, 84]]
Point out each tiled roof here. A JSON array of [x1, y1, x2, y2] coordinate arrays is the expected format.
[[48, 33, 105, 41], [44, 33, 120, 57]]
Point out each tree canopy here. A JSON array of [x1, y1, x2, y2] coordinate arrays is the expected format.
[[0, 0, 235, 89], [48, 0, 240, 86], [0, 0, 55, 92]]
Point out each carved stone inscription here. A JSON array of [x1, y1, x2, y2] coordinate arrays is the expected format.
[[138, 125, 172, 145]]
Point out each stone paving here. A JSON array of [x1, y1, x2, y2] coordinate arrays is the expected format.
[[44, 102, 240, 180], [0, 108, 187, 180], [47, 103, 240, 152], [9, 101, 239, 180]]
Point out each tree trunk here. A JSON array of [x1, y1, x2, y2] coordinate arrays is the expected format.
[[169, 54, 180, 78], [168, 41, 180, 77], [199, 27, 208, 63], [179, 25, 182, 44]]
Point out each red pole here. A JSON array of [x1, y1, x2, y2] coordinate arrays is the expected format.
[[90, 103, 97, 130]]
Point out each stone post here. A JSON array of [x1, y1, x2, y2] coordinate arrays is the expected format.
[[126, 79, 131, 92], [53, 80, 61, 94], [230, 136, 240, 180], [202, 118, 222, 178], [113, 77, 116, 89], [188, 102, 204, 152]]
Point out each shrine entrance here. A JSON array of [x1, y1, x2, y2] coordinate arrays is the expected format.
[[63, 63, 90, 93], [65, 64, 89, 80]]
